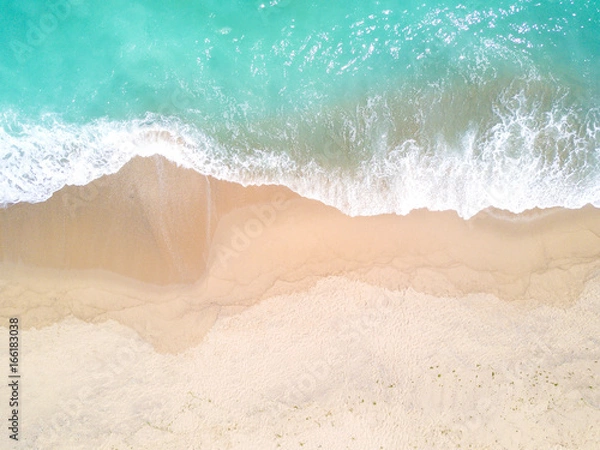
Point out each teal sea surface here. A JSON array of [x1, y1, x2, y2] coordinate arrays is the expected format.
[[1, 0, 599, 217]]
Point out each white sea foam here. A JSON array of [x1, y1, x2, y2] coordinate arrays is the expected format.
[[1, 89, 599, 219]]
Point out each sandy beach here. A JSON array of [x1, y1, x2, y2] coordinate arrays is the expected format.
[[1, 155, 599, 448]]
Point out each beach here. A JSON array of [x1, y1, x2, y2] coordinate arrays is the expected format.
[[1, 155, 599, 448], [1, 0, 600, 448]]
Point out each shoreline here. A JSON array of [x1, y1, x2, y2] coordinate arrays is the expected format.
[[4, 271, 600, 449], [1, 155, 600, 352]]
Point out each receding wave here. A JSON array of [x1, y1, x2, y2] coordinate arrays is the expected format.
[[1, 75, 599, 218]]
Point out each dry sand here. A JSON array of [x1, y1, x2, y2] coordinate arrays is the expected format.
[[0, 155, 599, 448], [1, 156, 599, 352], [3, 277, 600, 449]]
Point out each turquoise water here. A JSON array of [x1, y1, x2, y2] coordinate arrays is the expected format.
[[1, 0, 599, 217]]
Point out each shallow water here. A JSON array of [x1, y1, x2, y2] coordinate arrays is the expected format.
[[1, 0, 599, 217]]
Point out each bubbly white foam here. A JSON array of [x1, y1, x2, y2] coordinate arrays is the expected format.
[[1, 88, 599, 219]]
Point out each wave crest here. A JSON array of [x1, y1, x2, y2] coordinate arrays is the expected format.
[[1, 76, 599, 218]]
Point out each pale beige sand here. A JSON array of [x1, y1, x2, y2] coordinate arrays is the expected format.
[[1, 155, 600, 352], [1, 276, 599, 449], [0, 155, 292, 284], [1, 155, 599, 448]]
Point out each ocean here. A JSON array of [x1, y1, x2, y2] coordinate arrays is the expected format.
[[1, 0, 599, 218]]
